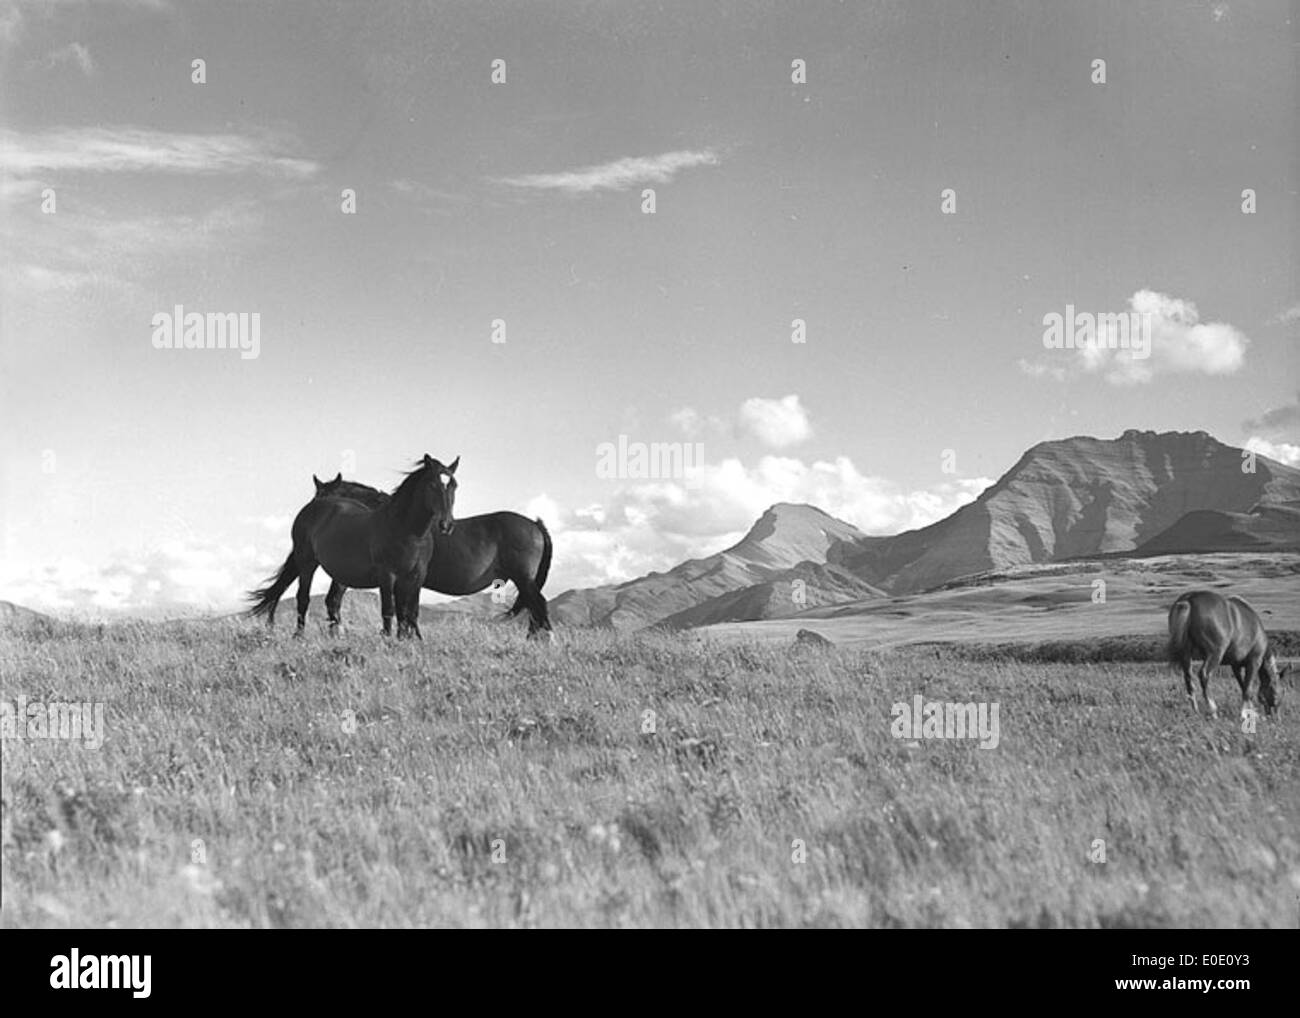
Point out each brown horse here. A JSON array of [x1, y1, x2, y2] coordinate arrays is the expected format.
[[1167, 590, 1289, 717], [247, 455, 458, 638], [310, 474, 553, 637]]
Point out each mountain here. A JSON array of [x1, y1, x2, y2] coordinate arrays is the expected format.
[[835, 430, 1300, 594], [549, 431, 1300, 630], [549, 503, 875, 630], [1132, 500, 1300, 556]]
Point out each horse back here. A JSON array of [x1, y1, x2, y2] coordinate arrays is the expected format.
[[1176, 590, 1267, 665]]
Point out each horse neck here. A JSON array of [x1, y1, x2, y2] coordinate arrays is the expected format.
[[385, 474, 438, 536]]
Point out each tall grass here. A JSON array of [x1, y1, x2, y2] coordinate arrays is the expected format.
[[2, 616, 1297, 927]]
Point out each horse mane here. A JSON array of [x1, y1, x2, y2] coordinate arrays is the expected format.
[[389, 458, 437, 502]]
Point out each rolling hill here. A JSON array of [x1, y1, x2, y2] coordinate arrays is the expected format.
[[549, 503, 874, 630], [550, 430, 1300, 630]]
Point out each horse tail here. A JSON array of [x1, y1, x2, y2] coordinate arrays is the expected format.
[[1167, 597, 1192, 666], [533, 518, 552, 592], [246, 550, 298, 619]]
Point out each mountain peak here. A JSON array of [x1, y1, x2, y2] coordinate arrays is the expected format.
[[730, 503, 866, 569]]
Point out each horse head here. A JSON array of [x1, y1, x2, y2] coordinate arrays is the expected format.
[[418, 453, 458, 535], [1260, 649, 1291, 716], [313, 472, 343, 496]]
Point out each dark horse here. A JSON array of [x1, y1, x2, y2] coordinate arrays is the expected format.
[[1168, 590, 1289, 717], [247, 455, 458, 638], [308, 473, 552, 636]]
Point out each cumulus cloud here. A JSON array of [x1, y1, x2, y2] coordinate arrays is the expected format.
[[493, 149, 718, 194], [1243, 392, 1300, 467], [1244, 437, 1300, 468], [737, 395, 812, 448], [1080, 289, 1249, 384], [539, 454, 992, 592], [0, 538, 263, 617]]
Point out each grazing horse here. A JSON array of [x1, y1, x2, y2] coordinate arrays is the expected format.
[[248, 455, 458, 637], [1167, 590, 1289, 717], [311, 474, 554, 637]]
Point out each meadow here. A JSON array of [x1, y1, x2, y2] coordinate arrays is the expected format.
[[2, 612, 1298, 928]]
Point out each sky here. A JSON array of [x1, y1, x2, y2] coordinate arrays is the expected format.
[[1, 0, 1297, 616]]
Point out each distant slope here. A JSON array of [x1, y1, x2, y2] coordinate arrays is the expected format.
[[656, 561, 886, 630], [700, 553, 1300, 649], [549, 431, 1300, 631], [550, 503, 873, 630], [0, 601, 54, 632], [1132, 501, 1300, 555]]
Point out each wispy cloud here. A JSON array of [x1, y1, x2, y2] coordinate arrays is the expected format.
[[492, 149, 719, 194], [1, 0, 169, 48], [0, 126, 319, 179], [40, 40, 94, 75], [1266, 303, 1300, 327], [388, 178, 471, 215], [1244, 391, 1300, 436], [0, 198, 267, 314], [1017, 358, 1065, 381]]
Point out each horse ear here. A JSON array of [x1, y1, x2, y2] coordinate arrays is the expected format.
[[333, 472, 342, 483], [313, 474, 323, 490], [448, 456, 459, 474], [423, 453, 434, 468]]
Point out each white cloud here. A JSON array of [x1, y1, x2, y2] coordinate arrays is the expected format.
[[1267, 303, 1300, 327], [0, 126, 319, 179], [41, 41, 94, 75], [1017, 358, 1065, 381], [493, 149, 718, 194], [540, 455, 992, 592], [738, 395, 812, 448], [1, 1, 169, 48], [1081, 289, 1249, 385], [0, 538, 263, 616], [1244, 391, 1300, 436], [668, 406, 726, 438], [1244, 437, 1300, 467]]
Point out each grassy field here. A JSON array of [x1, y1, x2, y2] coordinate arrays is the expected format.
[[2, 613, 1298, 928]]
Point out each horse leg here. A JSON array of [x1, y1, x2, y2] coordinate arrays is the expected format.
[[1180, 655, 1199, 713], [1232, 664, 1249, 713], [405, 586, 422, 640], [517, 578, 552, 639], [394, 579, 420, 640], [1198, 648, 1223, 718], [325, 580, 346, 635], [295, 558, 318, 637], [379, 576, 395, 637], [1239, 655, 1263, 719]]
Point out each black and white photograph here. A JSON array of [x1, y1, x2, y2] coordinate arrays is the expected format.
[[1, 0, 1297, 956]]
